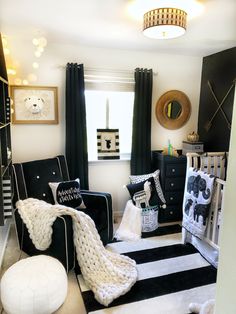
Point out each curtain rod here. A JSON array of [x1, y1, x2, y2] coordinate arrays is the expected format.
[[57, 65, 158, 76]]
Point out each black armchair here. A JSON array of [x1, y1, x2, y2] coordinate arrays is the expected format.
[[12, 155, 113, 272]]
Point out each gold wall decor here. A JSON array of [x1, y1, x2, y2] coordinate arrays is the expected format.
[[155, 90, 191, 130]]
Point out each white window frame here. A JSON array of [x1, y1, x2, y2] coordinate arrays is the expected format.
[[84, 69, 135, 162]]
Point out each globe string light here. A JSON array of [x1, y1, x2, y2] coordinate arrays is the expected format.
[[3, 34, 48, 85]]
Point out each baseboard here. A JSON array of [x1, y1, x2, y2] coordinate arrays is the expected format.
[[0, 218, 11, 269]]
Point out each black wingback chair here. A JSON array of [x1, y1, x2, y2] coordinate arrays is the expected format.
[[12, 155, 113, 272]]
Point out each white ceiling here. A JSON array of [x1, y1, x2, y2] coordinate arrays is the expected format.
[[1, 0, 236, 57]]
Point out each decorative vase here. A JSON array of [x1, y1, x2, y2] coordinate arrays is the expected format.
[[187, 131, 199, 142]]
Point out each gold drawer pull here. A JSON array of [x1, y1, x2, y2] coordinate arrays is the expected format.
[[170, 211, 173, 215], [171, 183, 174, 187]]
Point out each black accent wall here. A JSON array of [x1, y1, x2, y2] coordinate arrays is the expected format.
[[198, 47, 236, 152]]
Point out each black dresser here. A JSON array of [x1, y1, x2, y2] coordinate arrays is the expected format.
[[152, 151, 187, 223]]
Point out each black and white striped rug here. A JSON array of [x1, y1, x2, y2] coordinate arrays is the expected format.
[[77, 225, 217, 314]]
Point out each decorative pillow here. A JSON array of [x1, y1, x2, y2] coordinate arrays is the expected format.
[[48, 179, 86, 209], [126, 177, 160, 207], [129, 169, 166, 204]]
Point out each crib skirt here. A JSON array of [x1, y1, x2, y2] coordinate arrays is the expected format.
[[182, 228, 219, 268]]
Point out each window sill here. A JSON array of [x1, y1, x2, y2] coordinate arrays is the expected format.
[[88, 156, 130, 164]]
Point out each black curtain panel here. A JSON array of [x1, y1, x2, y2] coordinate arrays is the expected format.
[[65, 63, 89, 189], [131, 68, 153, 175]]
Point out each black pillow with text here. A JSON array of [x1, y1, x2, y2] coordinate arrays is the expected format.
[[49, 179, 86, 209]]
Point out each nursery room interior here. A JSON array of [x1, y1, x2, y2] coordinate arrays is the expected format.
[[0, 0, 236, 313]]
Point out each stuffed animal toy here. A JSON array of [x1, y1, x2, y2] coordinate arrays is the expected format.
[[189, 299, 215, 314]]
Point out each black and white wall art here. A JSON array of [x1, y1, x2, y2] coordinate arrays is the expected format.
[[97, 129, 120, 160]]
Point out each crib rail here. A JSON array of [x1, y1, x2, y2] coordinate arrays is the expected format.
[[205, 177, 225, 249], [186, 152, 227, 248], [186, 152, 227, 180]]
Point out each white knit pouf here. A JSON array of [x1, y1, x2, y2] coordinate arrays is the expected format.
[[0, 255, 68, 314]]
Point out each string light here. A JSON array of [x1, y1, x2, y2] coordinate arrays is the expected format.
[[14, 78, 22, 85], [27, 73, 37, 82], [38, 37, 47, 47], [37, 46, 44, 53], [34, 51, 41, 58], [3, 48, 10, 55], [3, 33, 47, 84], [2, 37, 8, 47], [32, 62, 39, 69], [32, 36, 47, 58], [22, 79, 29, 85], [32, 38, 39, 46], [7, 68, 16, 75]]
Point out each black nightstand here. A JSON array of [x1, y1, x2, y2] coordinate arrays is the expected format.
[[152, 151, 186, 223]]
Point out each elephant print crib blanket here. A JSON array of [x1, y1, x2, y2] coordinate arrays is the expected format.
[[182, 167, 215, 239]]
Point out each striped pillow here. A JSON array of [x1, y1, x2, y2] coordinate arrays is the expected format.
[[129, 170, 166, 205]]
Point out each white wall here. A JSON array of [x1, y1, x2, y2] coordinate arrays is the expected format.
[[10, 39, 202, 214], [215, 88, 236, 313]]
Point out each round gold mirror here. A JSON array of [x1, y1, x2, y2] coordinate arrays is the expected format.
[[155, 90, 191, 130]]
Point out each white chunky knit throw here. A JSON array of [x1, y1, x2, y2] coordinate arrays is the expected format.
[[16, 198, 138, 306]]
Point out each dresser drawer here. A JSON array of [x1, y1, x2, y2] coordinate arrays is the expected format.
[[159, 205, 182, 223], [165, 191, 184, 204], [166, 163, 186, 177], [165, 177, 185, 191]]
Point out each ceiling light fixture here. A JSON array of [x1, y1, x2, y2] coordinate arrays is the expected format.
[[143, 7, 187, 39]]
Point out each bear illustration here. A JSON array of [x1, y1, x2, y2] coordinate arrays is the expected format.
[[24, 96, 45, 114]]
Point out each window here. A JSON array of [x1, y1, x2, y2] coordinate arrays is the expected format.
[[85, 90, 134, 161]]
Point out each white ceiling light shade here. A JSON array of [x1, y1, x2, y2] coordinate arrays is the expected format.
[[143, 7, 187, 39], [127, 0, 203, 21]]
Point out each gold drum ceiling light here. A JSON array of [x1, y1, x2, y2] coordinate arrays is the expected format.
[[143, 7, 187, 39]]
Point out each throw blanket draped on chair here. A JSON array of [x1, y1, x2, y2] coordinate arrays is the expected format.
[[182, 167, 215, 239], [16, 198, 138, 306]]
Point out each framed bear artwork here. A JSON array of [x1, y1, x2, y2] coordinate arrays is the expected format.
[[10, 85, 58, 124]]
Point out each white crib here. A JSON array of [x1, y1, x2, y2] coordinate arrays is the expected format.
[[182, 152, 227, 266]]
